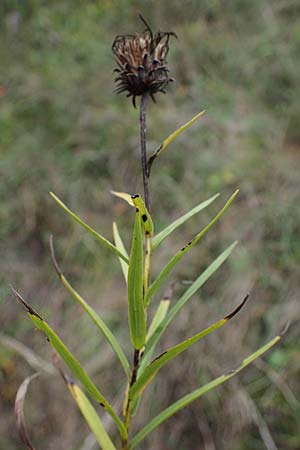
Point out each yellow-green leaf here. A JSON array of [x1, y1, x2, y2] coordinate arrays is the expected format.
[[50, 192, 128, 263], [147, 110, 206, 173], [151, 193, 220, 251], [12, 289, 127, 439], [68, 382, 117, 450], [112, 222, 129, 283], [140, 242, 237, 372], [50, 236, 130, 379], [129, 333, 283, 449], [128, 209, 146, 349], [146, 300, 170, 343], [130, 295, 248, 400], [145, 190, 239, 307], [131, 194, 154, 237], [111, 190, 134, 206]]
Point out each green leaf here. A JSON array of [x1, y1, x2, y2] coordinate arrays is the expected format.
[[128, 209, 146, 349], [12, 289, 127, 439], [61, 275, 130, 379], [145, 190, 239, 307], [131, 194, 154, 237], [68, 382, 117, 450], [50, 192, 129, 263], [146, 300, 170, 343], [129, 333, 283, 449], [140, 242, 237, 372], [112, 222, 129, 283], [147, 110, 206, 173], [151, 193, 220, 251], [130, 294, 248, 400], [50, 236, 130, 379]]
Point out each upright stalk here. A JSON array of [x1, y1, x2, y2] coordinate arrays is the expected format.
[[122, 93, 152, 449], [140, 92, 150, 211]]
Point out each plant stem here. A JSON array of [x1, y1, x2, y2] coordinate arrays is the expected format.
[[123, 93, 151, 449], [140, 92, 150, 211]]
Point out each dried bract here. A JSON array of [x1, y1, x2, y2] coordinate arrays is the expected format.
[[112, 16, 176, 107]]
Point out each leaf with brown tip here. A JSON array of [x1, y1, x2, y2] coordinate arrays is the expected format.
[[15, 373, 39, 450]]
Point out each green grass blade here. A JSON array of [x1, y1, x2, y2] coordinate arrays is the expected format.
[[113, 222, 129, 283], [130, 295, 248, 400], [146, 300, 170, 343], [147, 110, 206, 173], [50, 192, 129, 263], [140, 242, 238, 372], [68, 382, 117, 450], [129, 333, 283, 449], [12, 289, 127, 440], [145, 190, 239, 307], [128, 209, 146, 349], [151, 193, 220, 251]]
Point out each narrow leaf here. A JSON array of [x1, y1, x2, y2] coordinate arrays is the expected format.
[[131, 194, 154, 237], [111, 190, 134, 206], [50, 192, 128, 263], [148, 110, 206, 173], [15, 373, 39, 450], [129, 333, 284, 449], [145, 190, 239, 307], [12, 288, 127, 439], [68, 382, 117, 450], [112, 222, 129, 283], [128, 209, 146, 349], [151, 193, 220, 251], [50, 236, 130, 380], [146, 300, 170, 342], [140, 242, 238, 372], [130, 294, 249, 399]]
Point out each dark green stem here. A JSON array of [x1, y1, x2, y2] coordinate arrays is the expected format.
[[140, 92, 150, 211]]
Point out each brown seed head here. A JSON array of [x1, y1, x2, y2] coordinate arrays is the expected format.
[[112, 15, 176, 107]]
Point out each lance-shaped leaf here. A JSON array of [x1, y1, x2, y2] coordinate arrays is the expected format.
[[12, 288, 127, 440], [127, 209, 146, 349], [112, 222, 129, 283], [130, 294, 248, 400], [131, 194, 154, 237], [147, 110, 206, 174], [111, 191, 154, 238], [151, 193, 220, 251], [67, 381, 117, 450], [131, 298, 171, 418], [145, 190, 239, 307], [15, 373, 39, 450], [50, 192, 128, 263], [50, 236, 130, 380], [111, 190, 135, 206], [129, 332, 285, 449], [146, 300, 170, 343], [140, 242, 237, 373]]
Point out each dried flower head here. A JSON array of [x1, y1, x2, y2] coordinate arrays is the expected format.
[[112, 15, 176, 107]]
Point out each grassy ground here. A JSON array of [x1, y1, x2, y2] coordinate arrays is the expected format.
[[1, 1, 300, 449]]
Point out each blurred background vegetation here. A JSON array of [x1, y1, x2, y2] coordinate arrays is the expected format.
[[1, 1, 299, 449]]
